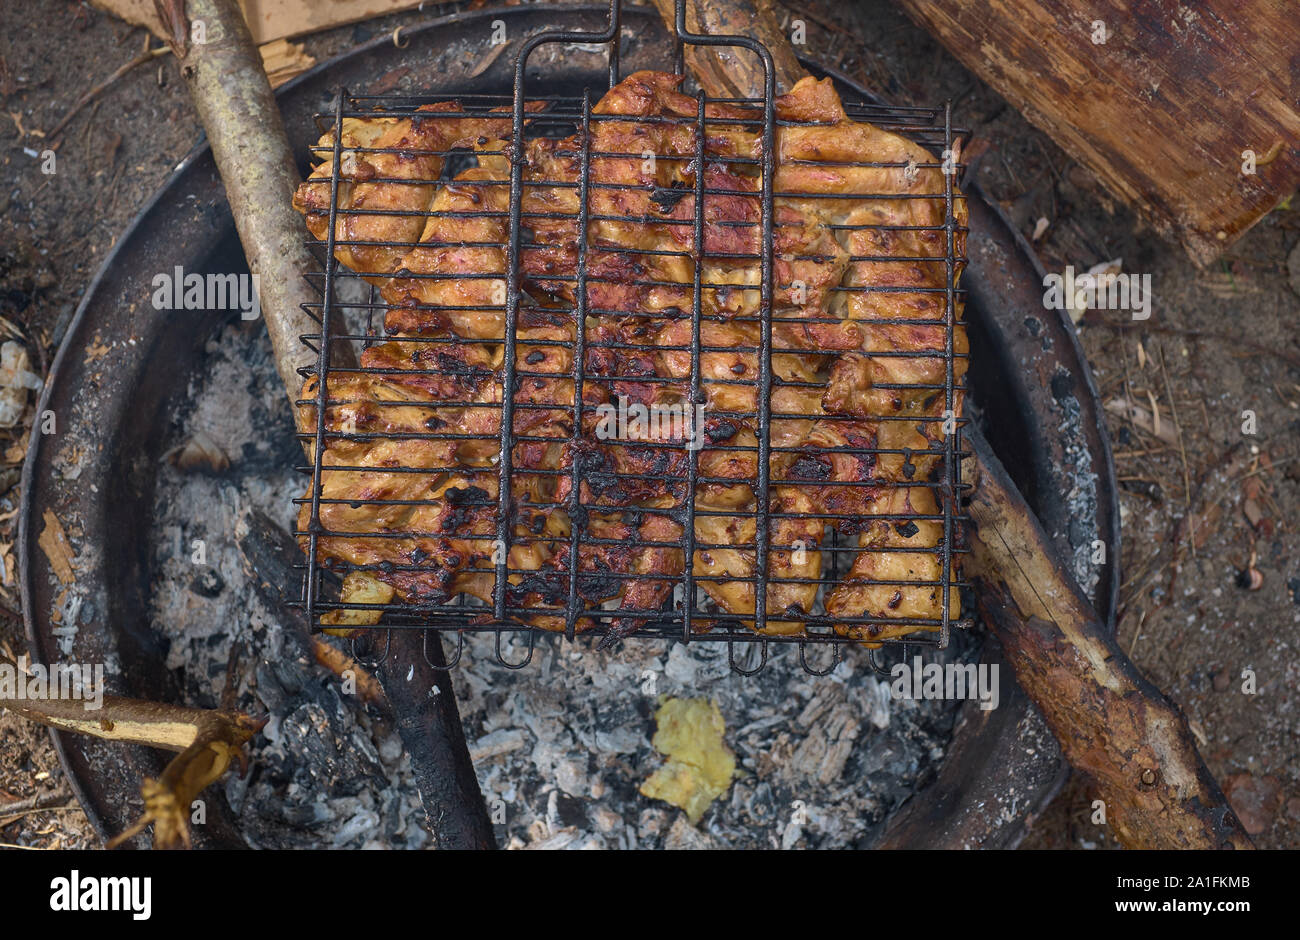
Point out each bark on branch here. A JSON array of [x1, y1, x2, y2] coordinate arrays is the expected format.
[[964, 429, 1253, 849]]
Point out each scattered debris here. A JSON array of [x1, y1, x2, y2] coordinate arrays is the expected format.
[[1235, 549, 1263, 591], [1065, 258, 1123, 323], [1104, 396, 1178, 445], [0, 341, 43, 427], [1222, 773, 1282, 836]]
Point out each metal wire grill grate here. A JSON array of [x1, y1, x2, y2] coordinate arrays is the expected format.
[[293, 0, 973, 674]]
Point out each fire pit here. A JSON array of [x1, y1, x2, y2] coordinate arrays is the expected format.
[[19, 4, 1118, 849]]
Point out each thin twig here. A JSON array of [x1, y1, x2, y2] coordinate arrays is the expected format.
[[1158, 343, 1195, 560], [0, 791, 73, 818], [0, 801, 79, 824], [45, 46, 171, 141], [1101, 320, 1300, 370]]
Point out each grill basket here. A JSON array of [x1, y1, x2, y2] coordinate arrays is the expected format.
[[294, 0, 973, 675]]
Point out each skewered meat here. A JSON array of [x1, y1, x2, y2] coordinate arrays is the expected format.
[[294, 71, 966, 644]]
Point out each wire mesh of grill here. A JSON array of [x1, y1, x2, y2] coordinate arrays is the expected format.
[[293, 0, 974, 675]]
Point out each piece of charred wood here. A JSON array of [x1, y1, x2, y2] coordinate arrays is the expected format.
[[236, 509, 496, 850], [964, 426, 1252, 850]]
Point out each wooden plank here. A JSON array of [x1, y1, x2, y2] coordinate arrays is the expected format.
[[893, 0, 1300, 266], [90, 0, 428, 44]]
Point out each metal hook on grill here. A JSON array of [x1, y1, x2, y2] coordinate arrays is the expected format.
[[798, 639, 842, 677], [495, 627, 536, 669], [866, 645, 894, 678], [350, 628, 392, 668], [727, 638, 768, 676], [424, 628, 464, 671]]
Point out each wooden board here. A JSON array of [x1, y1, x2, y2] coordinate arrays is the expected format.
[[92, 0, 427, 44], [893, 0, 1300, 266]]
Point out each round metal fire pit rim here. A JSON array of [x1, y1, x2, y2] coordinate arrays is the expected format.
[[17, 3, 1119, 850]]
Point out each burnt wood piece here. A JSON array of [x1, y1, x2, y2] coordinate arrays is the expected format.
[[964, 426, 1252, 850], [649, 0, 805, 96], [237, 510, 496, 850], [380, 631, 497, 850], [893, 0, 1299, 266]]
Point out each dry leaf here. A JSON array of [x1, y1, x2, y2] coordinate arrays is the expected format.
[[84, 337, 111, 362], [1104, 397, 1178, 444], [38, 508, 75, 584], [1145, 389, 1162, 438], [1243, 498, 1264, 528], [468, 39, 511, 79]]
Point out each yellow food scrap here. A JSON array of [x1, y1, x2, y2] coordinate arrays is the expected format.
[[640, 696, 736, 825], [321, 572, 393, 635]]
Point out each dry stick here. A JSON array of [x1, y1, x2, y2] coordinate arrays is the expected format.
[[153, 0, 353, 418], [655, 0, 1252, 849], [45, 46, 171, 141], [0, 653, 263, 849], [1158, 343, 1195, 560], [964, 431, 1253, 849], [0, 791, 75, 820]]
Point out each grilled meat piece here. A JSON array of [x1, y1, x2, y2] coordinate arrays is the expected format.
[[294, 104, 513, 281], [294, 70, 966, 645]]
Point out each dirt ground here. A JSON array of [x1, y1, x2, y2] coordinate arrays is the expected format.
[[0, 0, 1296, 850]]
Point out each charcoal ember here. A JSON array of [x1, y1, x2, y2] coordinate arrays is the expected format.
[[790, 702, 862, 785], [253, 658, 309, 712], [663, 815, 720, 849], [592, 699, 649, 754], [332, 808, 380, 847], [381, 789, 405, 841], [551, 790, 588, 829], [269, 797, 334, 829], [745, 780, 779, 825], [279, 702, 387, 798], [224, 760, 252, 814]]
